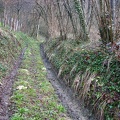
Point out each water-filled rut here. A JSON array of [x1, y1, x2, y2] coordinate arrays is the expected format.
[[40, 44, 95, 120]]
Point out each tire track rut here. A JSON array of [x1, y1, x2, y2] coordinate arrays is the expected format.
[[0, 47, 27, 120]]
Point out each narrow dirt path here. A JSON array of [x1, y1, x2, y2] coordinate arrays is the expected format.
[[0, 47, 27, 120], [10, 40, 71, 120], [40, 44, 95, 120]]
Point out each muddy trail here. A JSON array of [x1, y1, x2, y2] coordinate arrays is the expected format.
[[0, 43, 95, 120], [40, 44, 95, 120], [0, 47, 27, 120]]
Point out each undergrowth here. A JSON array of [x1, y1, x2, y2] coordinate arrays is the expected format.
[[45, 39, 120, 120], [0, 28, 22, 80]]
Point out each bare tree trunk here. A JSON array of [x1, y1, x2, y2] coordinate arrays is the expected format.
[[10, 18, 13, 31], [110, 0, 116, 41], [37, 18, 40, 39], [3, 3, 7, 27], [56, 0, 66, 40], [74, 0, 89, 41], [63, 0, 77, 37]]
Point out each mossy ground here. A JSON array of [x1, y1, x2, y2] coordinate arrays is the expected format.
[[10, 33, 70, 120]]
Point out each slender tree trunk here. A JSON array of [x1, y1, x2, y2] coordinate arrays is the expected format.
[[110, 0, 116, 40], [56, 0, 66, 40], [3, 3, 7, 27], [63, 0, 77, 37], [37, 18, 40, 39], [74, 0, 89, 41]]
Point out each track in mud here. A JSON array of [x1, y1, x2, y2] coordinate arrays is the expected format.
[[40, 44, 95, 120], [0, 48, 27, 120]]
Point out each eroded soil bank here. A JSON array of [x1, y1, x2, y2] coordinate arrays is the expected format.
[[40, 44, 95, 120]]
